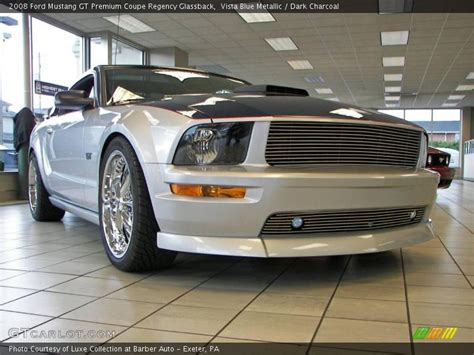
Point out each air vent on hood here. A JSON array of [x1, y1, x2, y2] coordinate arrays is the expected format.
[[234, 85, 309, 97]]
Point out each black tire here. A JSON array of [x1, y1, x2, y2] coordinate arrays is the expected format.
[[28, 154, 65, 222], [99, 137, 177, 272]]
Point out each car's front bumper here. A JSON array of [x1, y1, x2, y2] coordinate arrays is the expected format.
[[144, 164, 439, 257], [428, 166, 455, 189], [157, 222, 434, 257]]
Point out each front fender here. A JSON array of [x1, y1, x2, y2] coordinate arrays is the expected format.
[[95, 106, 206, 205]]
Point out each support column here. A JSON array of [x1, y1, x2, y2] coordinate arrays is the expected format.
[[149, 47, 188, 67], [22, 13, 32, 109], [460, 107, 473, 178]]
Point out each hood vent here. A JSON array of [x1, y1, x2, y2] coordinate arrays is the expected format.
[[234, 85, 308, 97]]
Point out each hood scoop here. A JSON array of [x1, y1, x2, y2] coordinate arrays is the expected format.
[[234, 85, 309, 97]]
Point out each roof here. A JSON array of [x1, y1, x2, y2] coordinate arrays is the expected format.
[[411, 121, 460, 133]]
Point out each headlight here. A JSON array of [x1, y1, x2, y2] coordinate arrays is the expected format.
[[173, 122, 253, 165], [427, 155, 432, 165], [417, 132, 428, 169]]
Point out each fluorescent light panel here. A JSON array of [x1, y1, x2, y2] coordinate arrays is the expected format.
[[381, 31, 409, 46], [265, 37, 298, 51], [456, 84, 474, 91], [385, 96, 400, 101], [287, 60, 313, 70], [103, 15, 155, 33], [385, 103, 399, 108], [315, 88, 333, 94], [442, 103, 458, 107], [237, 10, 275, 23], [385, 86, 401, 92], [466, 72, 474, 80], [447, 95, 465, 100], [383, 56, 405, 67], [384, 74, 403, 81]]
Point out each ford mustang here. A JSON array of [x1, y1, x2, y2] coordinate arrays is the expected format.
[[28, 65, 439, 271]]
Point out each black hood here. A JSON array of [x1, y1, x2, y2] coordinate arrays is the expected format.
[[144, 94, 422, 129]]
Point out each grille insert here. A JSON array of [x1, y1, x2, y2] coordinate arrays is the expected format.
[[261, 206, 426, 235], [265, 121, 421, 168]]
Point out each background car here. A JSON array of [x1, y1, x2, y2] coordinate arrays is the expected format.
[[427, 147, 455, 189]]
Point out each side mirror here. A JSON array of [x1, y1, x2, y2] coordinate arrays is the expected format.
[[54, 90, 94, 111]]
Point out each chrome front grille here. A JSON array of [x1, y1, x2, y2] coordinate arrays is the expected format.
[[261, 206, 426, 235], [265, 121, 421, 168]]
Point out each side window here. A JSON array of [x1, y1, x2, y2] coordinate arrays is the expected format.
[[71, 75, 96, 104], [55, 75, 96, 116]]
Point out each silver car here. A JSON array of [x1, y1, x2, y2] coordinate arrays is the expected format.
[[28, 65, 439, 271]]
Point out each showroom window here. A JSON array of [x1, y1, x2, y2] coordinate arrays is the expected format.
[[111, 38, 143, 65], [379, 109, 404, 119], [0, 13, 23, 170], [379, 108, 461, 167], [432, 109, 461, 167], [90, 35, 109, 68], [31, 18, 84, 118]]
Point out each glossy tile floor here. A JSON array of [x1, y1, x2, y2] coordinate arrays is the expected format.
[[0, 181, 473, 352]]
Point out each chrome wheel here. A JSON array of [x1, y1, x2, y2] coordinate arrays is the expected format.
[[101, 150, 134, 258], [28, 160, 38, 212]]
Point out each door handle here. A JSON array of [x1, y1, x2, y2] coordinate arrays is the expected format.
[[46, 128, 53, 134]]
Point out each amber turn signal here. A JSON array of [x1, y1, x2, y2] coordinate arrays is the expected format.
[[170, 184, 246, 198]]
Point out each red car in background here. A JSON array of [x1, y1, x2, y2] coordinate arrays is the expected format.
[[427, 147, 455, 189]]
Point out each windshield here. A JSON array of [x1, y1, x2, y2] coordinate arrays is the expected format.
[[105, 68, 249, 105]]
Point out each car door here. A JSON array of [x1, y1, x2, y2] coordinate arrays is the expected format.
[[45, 75, 96, 206]]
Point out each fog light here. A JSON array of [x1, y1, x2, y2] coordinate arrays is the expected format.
[[291, 217, 304, 229], [170, 184, 246, 198]]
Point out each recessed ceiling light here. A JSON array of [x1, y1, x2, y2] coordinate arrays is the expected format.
[[466, 72, 474, 80], [385, 103, 399, 108], [385, 86, 402, 92], [383, 57, 405, 67], [287, 60, 313, 70], [265, 37, 298, 51], [385, 96, 400, 101], [315, 88, 333, 94], [103, 15, 155, 33], [447, 95, 465, 100], [304, 75, 325, 84], [442, 103, 458, 107], [456, 84, 474, 91], [384, 74, 403, 81], [237, 7, 275, 23], [381, 31, 409, 46], [327, 97, 340, 101]]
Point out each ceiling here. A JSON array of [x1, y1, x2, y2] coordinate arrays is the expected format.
[[38, 12, 474, 108]]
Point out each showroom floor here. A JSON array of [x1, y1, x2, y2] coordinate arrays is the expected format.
[[0, 181, 472, 352]]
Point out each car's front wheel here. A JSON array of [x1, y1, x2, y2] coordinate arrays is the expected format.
[[99, 137, 177, 272]]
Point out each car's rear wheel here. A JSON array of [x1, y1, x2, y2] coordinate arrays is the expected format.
[[28, 154, 65, 221], [99, 137, 177, 272]]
